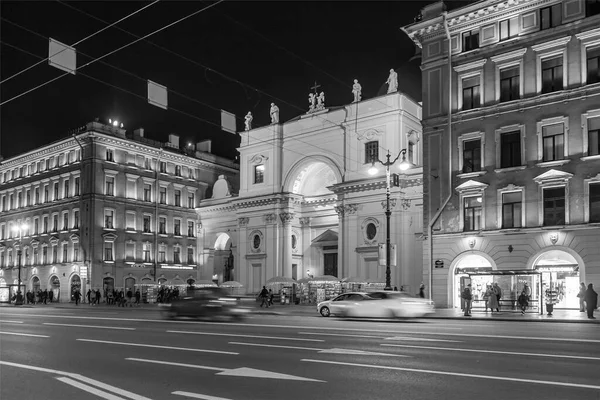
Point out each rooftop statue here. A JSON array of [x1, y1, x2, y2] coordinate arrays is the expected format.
[[244, 112, 253, 131], [316, 91, 325, 110], [270, 103, 280, 124], [386, 69, 398, 93], [352, 79, 362, 102], [308, 93, 316, 113]]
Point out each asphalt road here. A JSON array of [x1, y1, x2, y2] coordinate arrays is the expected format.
[[1, 307, 599, 400]]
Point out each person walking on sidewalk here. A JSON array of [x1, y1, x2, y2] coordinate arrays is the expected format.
[[126, 289, 133, 307], [73, 289, 81, 305], [95, 289, 102, 305], [578, 282, 586, 312], [493, 282, 502, 312], [259, 286, 269, 308], [584, 283, 598, 319], [461, 284, 472, 316], [268, 289, 274, 306], [86, 289, 92, 305], [135, 289, 141, 305]]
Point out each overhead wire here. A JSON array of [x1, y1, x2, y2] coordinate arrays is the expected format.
[[0, 0, 160, 85], [0, 0, 225, 107]]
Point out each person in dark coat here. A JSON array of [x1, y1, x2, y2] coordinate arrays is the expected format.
[[584, 283, 598, 319], [259, 286, 269, 308], [73, 290, 81, 305]]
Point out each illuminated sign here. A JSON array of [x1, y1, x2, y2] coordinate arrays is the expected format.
[[536, 266, 576, 273], [160, 265, 193, 270]]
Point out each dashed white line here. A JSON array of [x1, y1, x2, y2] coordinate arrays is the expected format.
[[76, 339, 238, 355], [126, 357, 226, 372], [298, 331, 383, 339], [0, 320, 24, 324], [56, 377, 125, 400], [173, 392, 232, 400], [44, 323, 135, 330], [301, 359, 600, 390], [167, 330, 324, 342], [228, 342, 323, 351], [0, 331, 49, 338]]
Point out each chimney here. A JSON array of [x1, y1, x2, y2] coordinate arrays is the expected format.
[[168, 133, 180, 148], [196, 140, 212, 153], [134, 128, 145, 138]]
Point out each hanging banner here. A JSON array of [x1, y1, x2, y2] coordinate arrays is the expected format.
[[221, 110, 237, 134], [378, 244, 397, 267], [148, 80, 168, 109], [48, 38, 76, 75]]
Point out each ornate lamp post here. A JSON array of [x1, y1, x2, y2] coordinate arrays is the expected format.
[[368, 150, 410, 291], [12, 222, 28, 306]]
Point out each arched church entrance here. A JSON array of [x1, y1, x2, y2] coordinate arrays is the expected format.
[[213, 233, 233, 285], [533, 249, 581, 310], [451, 253, 494, 309]]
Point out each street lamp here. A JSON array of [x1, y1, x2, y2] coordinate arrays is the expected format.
[[368, 149, 411, 291], [11, 222, 28, 306]]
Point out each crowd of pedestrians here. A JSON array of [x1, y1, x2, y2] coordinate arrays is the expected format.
[[24, 289, 55, 304]]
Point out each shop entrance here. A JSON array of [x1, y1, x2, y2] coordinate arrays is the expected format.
[[534, 250, 580, 310], [452, 254, 493, 309], [70, 275, 81, 300], [32, 276, 41, 294], [49, 275, 60, 302]]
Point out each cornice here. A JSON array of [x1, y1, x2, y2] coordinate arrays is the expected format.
[[0, 139, 80, 169], [531, 36, 572, 52], [490, 48, 527, 64], [454, 59, 487, 73], [329, 176, 423, 195]]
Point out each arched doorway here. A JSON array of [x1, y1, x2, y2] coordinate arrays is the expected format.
[[70, 274, 81, 300], [533, 250, 580, 309], [31, 276, 41, 293], [103, 277, 115, 293], [124, 277, 135, 292], [49, 275, 60, 302], [451, 253, 494, 309], [214, 233, 232, 284]]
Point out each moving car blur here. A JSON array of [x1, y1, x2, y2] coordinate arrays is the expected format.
[[161, 287, 250, 321], [317, 291, 435, 319]]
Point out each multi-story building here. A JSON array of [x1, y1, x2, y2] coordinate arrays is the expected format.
[[198, 88, 423, 297], [0, 121, 238, 303], [402, 0, 600, 310]]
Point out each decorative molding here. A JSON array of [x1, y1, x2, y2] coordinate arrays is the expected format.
[[356, 128, 383, 141], [279, 212, 295, 224], [533, 169, 574, 184], [334, 205, 345, 217], [238, 217, 249, 227], [344, 204, 359, 215], [453, 59, 487, 73], [490, 48, 527, 64], [401, 199, 411, 210], [531, 36, 572, 53], [381, 199, 397, 210], [249, 154, 269, 164], [299, 217, 311, 226], [263, 213, 277, 224]]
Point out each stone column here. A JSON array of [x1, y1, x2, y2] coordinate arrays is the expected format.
[[237, 217, 249, 288], [344, 204, 359, 279], [280, 212, 294, 278], [300, 217, 311, 278], [264, 213, 279, 279]]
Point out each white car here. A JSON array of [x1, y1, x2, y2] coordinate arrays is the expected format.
[[317, 291, 434, 318]]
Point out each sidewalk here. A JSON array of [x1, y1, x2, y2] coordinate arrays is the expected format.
[[3, 302, 597, 323]]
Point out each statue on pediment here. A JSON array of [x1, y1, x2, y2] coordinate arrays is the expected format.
[[316, 91, 325, 110], [352, 79, 362, 102], [270, 103, 280, 124], [386, 69, 398, 93], [244, 112, 253, 131], [308, 93, 316, 113]]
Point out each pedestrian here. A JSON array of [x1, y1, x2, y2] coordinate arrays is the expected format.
[[493, 282, 502, 312], [135, 289, 141, 305], [95, 289, 101, 305], [90, 289, 96, 305], [461, 284, 472, 316], [74, 289, 81, 305], [487, 285, 498, 314], [126, 289, 133, 307], [43, 289, 48, 304], [518, 284, 530, 315], [419, 282, 425, 298], [584, 283, 598, 319], [483, 285, 491, 312], [577, 282, 586, 312], [259, 286, 269, 308], [48, 289, 54, 303], [268, 289, 275, 306]]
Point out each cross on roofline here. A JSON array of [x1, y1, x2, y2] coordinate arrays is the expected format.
[[310, 81, 321, 94]]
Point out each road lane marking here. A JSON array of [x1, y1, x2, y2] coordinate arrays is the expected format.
[[167, 330, 324, 342], [0, 361, 151, 400], [301, 359, 600, 390], [0, 320, 24, 324], [0, 331, 49, 338], [127, 358, 325, 382], [380, 343, 600, 361], [56, 377, 125, 400], [298, 332, 384, 339], [44, 323, 136, 330], [173, 392, 232, 400], [384, 336, 462, 343], [377, 324, 463, 330], [228, 342, 323, 351], [77, 339, 238, 355]]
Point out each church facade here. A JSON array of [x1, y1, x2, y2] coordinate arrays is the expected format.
[[197, 90, 424, 295]]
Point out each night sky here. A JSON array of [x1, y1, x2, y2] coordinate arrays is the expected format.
[[1, 1, 469, 162]]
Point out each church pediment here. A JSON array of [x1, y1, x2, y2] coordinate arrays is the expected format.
[[455, 180, 488, 194], [533, 169, 573, 184], [311, 229, 338, 247]]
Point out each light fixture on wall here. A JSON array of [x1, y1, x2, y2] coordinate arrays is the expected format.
[[508, 245, 514, 253]]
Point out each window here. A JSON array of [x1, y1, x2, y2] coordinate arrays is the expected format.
[[590, 183, 600, 222], [106, 149, 114, 162], [73, 210, 79, 229], [254, 165, 265, 184], [462, 76, 480, 110], [500, 131, 521, 168], [464, 196, 482, 231], [174, 190, 181, 207], [34, 219, 39, 235], [187, 221, 195, 237], [126, 242, 135, 261], [44, 186, 49, 202], [462, 139, 481, 173], [64, 180, 70, 198], [588, 117, 600, 156], [62, 213, 69, 231], [104, 242, 114, 261], [188, 192, 195, 208], [126, 212, 136, 231], [175, 165, 181, 176], [365, 141, 379, 164], [542, 123, 564, 161], [62, 243, 68, 263], [502, 192, 522, 228], [407, 142, 415, 164], [144, 158, 151, 170], [159, 244, 166, 263], [499, 18, 517, 41], [52, 214, 58, 232], [1, 196, 5, 212], [42, 247, 47, 264], [143, 215, 151, 233], [463, 29, 479, 52], [187, 247, 194, 264], [53, 182, 59, 200], [73, 243, 79, 262], [159, 217, 166, 234], [9, 194, 13, 209], [104, 210, 114, 229], [540, 4, 562, 30], [173, 247, 181, 264], [500, 67, 519, 102], [43, 216, 48, 233], [52, 245, 58, 263], [160, 162, 166, 173], [174, 219, 181, 236], [543, 187, 565, 226], [0, 252, 4, 268], [105, 176, 115, 196], [26, 190, 31, 206], [35, 188, 39, 204], [159, 187, 167, 204], [587, 0, 600, 16], [143, 243, 151, 262], [587, 46, 600, 85], [144, 184, 152, 202], [74, 177, 80, 196], [17, 192, 22, 208], [0, 225, 4, 240], [541, 57, 563, 94]]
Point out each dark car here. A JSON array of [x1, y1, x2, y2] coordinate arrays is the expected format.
[[161, 287, 249, 321]]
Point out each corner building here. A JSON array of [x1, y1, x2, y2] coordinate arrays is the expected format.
[[403, 0, 600, 309], [0, 121, 238, 302]]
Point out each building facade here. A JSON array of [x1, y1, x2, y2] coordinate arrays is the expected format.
[[403, 0, 600, 309], [0, 121, 238, 302], [198, 91, 424, 296]]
